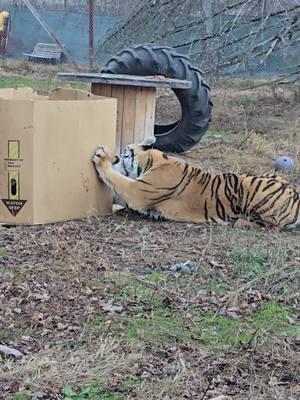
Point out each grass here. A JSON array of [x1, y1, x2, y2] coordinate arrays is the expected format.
[[1, 69, 299, 399], [240, 95, 257, 106], [62, 386, 122, 400], [11, 394, 30, 400], [86, 272, 298, 351], [230, 245, 269, 279], [0, 75, 89, 93], [0, 249, 8, 257]]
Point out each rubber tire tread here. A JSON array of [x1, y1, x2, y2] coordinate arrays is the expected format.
[[103, 43, 213, 153]]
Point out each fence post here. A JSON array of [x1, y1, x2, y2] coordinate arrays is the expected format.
[[88, 0, 94, 70]]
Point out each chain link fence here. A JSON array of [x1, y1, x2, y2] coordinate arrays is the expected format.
[[0, 0, 299, 82], [0, 0, 139, 68]]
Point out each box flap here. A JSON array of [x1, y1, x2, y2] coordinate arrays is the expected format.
[[49, 87, 96, 100]]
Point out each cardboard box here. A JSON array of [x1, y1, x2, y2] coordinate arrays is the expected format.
[[0, 87, 117, 224]]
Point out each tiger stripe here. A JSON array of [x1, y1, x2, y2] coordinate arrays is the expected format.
[[100, 143, 300, 230]]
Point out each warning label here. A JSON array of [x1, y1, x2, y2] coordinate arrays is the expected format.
[[2, 199, 27, 216], [1, 140, 27, 217]]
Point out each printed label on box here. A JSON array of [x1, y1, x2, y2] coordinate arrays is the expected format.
[[1, 140, 27, 216]]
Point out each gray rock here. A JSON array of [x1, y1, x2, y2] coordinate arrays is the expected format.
[[169, 264, 180, 272], [162, 364, 178, 376], [169, 260, 198, 273], [138, 227, 150, 235], [0, 344, 24, 359]]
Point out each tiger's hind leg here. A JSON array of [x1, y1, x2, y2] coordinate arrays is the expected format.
[[92, 146, 154, 210]]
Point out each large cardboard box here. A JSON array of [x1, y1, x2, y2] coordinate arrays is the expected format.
[[0, 87, 117, 224]]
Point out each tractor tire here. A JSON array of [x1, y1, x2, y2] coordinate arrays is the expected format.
[[102, 44, 213, 153]]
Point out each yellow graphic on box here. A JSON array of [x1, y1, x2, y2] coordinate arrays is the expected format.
[[8, 171, 20, 200], [8, 140, 20, 159]]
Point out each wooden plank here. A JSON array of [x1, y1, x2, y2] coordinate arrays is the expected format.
[[133, 87, 148, 144], [121, 86, 136, 149], [111, 85, 125, 153], [57, 72, 191, 89], [91, 83, 112, 97], [144, 88, 156, 139], [24, 42, 62, 61]]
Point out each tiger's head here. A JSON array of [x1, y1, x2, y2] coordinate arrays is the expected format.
[[112, 136, 169, 179]]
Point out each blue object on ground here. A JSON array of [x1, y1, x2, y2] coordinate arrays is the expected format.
[[274, 156, 294, 173]]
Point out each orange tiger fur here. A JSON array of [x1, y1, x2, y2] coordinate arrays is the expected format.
[[92, 144, 300, 230]]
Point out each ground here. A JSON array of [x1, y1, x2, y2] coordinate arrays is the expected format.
[[0, 60, 299, 400]]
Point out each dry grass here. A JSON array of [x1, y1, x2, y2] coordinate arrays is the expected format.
[[1, 338, 134, 393], [0, 66, 300, 399]]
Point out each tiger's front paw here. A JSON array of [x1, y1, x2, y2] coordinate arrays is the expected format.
[[92, 146, 112, 167]]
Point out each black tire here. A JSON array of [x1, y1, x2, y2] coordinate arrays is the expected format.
[[102, 44, 213, 153]]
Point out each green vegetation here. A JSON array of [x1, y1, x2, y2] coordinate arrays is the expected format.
[[230, 246, 269, 279], [0, 75, 88, 92], [11, 393, 30, 400], [0, 249, 8, 257], [89, 301, 297, 350], [2, 71, 299, 399], [63, 386, 122, 400], [87, 273, 297, 351], [240, 95, 257, 106]]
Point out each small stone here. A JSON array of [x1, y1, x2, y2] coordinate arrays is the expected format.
[[138, 227, 150, 235], [181, 265, 194, 273], [185, 261, 198, 272], [169, 264, 180, 272], [0, 344, 24, 359], [169, 261, 198, 273], [162, 365, 178, 376]]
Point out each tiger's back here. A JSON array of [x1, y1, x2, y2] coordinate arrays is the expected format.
[[94, 144, 300, 230]]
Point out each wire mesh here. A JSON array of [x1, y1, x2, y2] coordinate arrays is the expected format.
[[0, 0, 299, 83]]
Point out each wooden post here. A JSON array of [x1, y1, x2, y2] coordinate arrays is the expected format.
[[57, 72, 191, 153], [92, 83, 156, 152]]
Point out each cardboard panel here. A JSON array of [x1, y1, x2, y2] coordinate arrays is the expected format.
[[0, 88, 117, 225], [0, 100, 34, 223], [33, 98, 117, 224], [49, 87, 96, 100]]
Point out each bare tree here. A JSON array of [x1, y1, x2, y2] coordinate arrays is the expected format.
[[97, 0, 300, 82]]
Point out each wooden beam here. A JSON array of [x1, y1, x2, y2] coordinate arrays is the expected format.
[[57, 72, 192, 89]]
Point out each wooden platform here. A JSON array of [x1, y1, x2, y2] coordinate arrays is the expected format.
[[24, 43, 63, 64], [57, 72, 191, 152]]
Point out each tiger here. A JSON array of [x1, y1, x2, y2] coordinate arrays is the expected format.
[[92, 139, 300, 230]]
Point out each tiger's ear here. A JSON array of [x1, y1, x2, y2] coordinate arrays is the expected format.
[[141, 135, 156, 150]]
